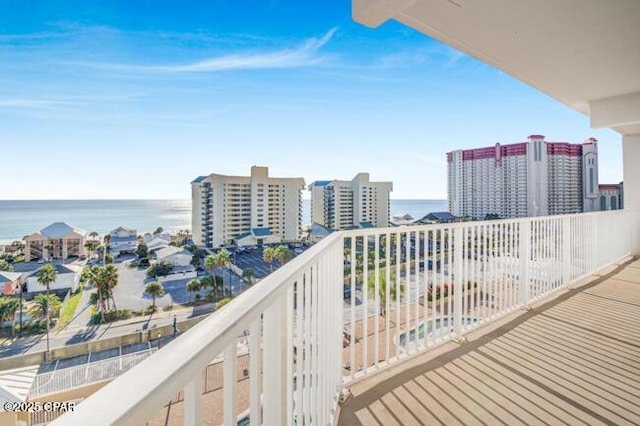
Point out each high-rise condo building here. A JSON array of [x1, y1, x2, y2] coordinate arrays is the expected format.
[[447, 135, 599, 219], [192, 166, 305, 248], [309, 173, 393, 230]]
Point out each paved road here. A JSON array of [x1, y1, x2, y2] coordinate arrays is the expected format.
[[0, 304, 215, 358]]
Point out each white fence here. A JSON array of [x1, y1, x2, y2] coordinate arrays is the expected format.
[[52, 210, 633, 426], [30, 348, 157, 398]]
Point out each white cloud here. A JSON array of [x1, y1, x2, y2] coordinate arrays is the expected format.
[[0, 99, 71, 109], [77, 27, 339, 73]]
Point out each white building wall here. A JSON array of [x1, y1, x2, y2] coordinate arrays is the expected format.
[[192, 167, 304, 248], [310, 173, 392, 230], [582, 141, 599, 212], [447, 135, 598, 220], [526, 135, 549, 217], [27, 273, 79, 293], [309, 185, 325, 226], [447, 151, 464, 216]]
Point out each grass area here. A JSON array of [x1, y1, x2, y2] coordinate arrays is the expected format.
[[56, 291, 83, 330]]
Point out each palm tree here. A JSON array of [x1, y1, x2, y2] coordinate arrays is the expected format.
[[28, 294, 61, 322], [36, 263, 58, 354], [275, 245, 292, 265], [204, 254, 218, 292], [101, 264, 119, 312], [367, 271, 402, 317], [84, 240, 99, 260], [242, 268, 255, 284], [263, 247, 276, 273], [199, 276, 215, 299], [44, 243, 55, 261], [0, 259, 12, 272], [214, 251, 231, 296], [0, 297, 20, 335], [144, 281, 164, 311], [89, 265, 107, 321], [186, 279, 201, 301]]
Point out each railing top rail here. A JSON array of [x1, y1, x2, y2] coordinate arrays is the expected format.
[[342, 209, 631, 237], [51, 231, 344, 426]]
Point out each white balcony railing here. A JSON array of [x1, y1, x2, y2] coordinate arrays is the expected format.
[[51, 210, 633, 426]]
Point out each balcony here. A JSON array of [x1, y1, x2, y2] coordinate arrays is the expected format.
[[51, 210, 638, 425]]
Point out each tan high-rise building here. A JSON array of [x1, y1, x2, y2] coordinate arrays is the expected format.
[[309, 173, 393, 230], [192, 166, 305, 248]]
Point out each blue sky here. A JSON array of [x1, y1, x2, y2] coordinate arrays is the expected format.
[[0, 0, 622, 200]]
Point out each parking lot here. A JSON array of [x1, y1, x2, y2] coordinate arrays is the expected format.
[[231, 243, 311, 279]]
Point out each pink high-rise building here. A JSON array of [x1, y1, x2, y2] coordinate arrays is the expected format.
[[447, 135, 599, 219]]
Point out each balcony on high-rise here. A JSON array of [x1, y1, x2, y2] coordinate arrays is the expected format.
[[50, 1, 640, 425]]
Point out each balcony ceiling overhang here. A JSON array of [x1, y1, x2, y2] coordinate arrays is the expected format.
[[353, 0, 640, 135]]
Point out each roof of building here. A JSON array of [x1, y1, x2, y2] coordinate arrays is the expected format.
[[156, 246, 192, 260], [392, 213, 415, 221], [252, 227, 272, 237], [0, 365, 39, 403], [422, 211, 457, 222], [45, 264, 80, 275], [359, 221, 374, 229], [234, 232, 252, 241], [311, 222, 334, 235], [191, 176, 208, 183], [0, 271, 22, 283], [109, 235, 137, 243], [311, 180, 332, 187], [147, 236, 171, 247], [110, 225, 135, 234], [39, 222, 87, 239], [599, 183, 621, 190]]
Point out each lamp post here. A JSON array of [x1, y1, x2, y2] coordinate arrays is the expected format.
[[172, 315, 178, 338]]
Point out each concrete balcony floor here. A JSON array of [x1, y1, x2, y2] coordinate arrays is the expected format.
[[338, 259, 640, 426]]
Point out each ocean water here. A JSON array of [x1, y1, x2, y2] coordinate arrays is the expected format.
[[0, 199, 447, 243]]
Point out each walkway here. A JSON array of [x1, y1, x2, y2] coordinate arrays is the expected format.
[[338, 259, 640, 425]]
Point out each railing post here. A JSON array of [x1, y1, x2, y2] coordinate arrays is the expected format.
[[249, 319, 262, 426], [184, 374, 202, 426], [592, 213, 599, 270], [519, 220, 530, 307], [263, 294, 288, 426], [453, 227, 463, 337], [223, 344, 237, 426], [562, 216, 571, 286]]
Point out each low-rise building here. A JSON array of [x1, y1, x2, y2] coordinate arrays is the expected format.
[[416, 211, 459, 224], [598, 183, 624, 210], [109, 226, 138, 257], [0, 271, 25, 296], [234, 227, 282, 246], [155, 247, 193, 267], [24, 223, 87, 262], [390, 213, 416, 227], [147, 237, 172, 254], [25, 264, 82, 294]]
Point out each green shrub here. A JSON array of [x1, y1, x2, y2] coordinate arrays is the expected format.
[[147, 262, 173, 278], [91, 309, 132, 324], [216, 297, 232, 310], [89, 292, 99, 305]]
